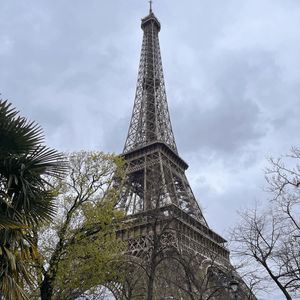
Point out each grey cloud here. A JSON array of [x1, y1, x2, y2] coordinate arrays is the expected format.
[[175, 96, 263, 152], [31, 106, 66, 133], [102, 116, 129, 153], [168, 47, 297, 162]]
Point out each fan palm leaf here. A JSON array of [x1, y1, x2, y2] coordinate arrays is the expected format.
[[0, 98, 67, 299]]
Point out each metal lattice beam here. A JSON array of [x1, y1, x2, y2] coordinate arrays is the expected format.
[[123, 13, 177, 154], [120, 11, 207, 225]]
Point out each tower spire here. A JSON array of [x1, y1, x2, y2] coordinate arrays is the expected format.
[[149, 0, 153, 14]]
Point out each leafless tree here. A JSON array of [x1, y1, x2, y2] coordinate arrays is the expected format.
[[230, 147, 300, 300]]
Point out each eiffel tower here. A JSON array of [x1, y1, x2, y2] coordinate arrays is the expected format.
[[112, 4, 245, 300]]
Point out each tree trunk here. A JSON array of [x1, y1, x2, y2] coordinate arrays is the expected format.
[[40, 274, 53, 300], [147, 259, 156, 300]]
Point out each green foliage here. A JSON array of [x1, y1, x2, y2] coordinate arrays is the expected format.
[[55, 203, 122, 297], [0, 98, 66, 299], [31, 151, 126, 300]]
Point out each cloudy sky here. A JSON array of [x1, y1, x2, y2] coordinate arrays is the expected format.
[[1, 0, 300, 298]]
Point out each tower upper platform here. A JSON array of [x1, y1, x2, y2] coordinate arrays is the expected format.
[[141, 11, 161, 32]]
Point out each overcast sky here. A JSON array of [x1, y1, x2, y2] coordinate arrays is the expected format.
[[1, 1, 300, 299]]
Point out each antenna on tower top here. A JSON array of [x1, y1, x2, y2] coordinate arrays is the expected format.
[[149, 0, 153, 13]]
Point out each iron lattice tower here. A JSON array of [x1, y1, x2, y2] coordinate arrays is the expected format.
[[111, 6, 253, 300], [121, 10, 207, 225]]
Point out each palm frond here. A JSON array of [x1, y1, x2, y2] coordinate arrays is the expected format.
[[0, 98, 67, 299], [0, 215, 27, 229], [0, 99, 44, 153]]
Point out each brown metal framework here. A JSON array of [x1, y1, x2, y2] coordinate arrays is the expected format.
[[123, 13, 177, 154], [118, 204, 229, 263], [121, 11, 207, 226], [111, 8, 250, 300]]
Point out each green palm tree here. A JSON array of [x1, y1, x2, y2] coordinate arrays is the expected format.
[[0, 98, 66, 299]]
